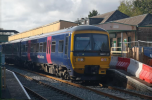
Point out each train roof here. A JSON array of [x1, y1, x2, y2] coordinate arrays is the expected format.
[[69, 25, 106, 32], [4, 25, 107, 43], [21, 25, 106, 41]]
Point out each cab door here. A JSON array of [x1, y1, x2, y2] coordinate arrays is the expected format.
[[64, 34, 69, 59]]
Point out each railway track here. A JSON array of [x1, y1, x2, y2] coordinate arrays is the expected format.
[[24, 86, 47, 100], [5, 64, 152, 100], [107, 85, 152, 100], [16, 71, 82, 100]]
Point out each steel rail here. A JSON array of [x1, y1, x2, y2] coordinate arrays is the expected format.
[[15, 72, 84, 100], [24, 86, 47, 100], [25, 69, 126, 100], [108, 86, 152, 100]]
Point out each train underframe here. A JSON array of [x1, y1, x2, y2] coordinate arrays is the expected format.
[[5, 58, 106, 81]]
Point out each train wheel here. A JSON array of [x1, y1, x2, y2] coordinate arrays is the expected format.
[[62, 70, 70, 80], [24, 62, 27, 68], [31, 63, 35, 70], [55, 68, 60, 77], [65, 72, 70, 80]]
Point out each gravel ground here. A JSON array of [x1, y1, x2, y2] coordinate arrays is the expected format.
[[113, 85, 152, 97], [6, 65, 151, 100], [5, 65, 112, 100], [87, 86, 150, 100]]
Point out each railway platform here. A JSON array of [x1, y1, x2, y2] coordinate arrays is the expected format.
[[107, 69, 152, 93], [1, 68, 31, 100]]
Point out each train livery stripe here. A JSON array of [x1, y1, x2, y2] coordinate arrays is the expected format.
[[46, 36, 52, 64], [28, 40, 31, 61]]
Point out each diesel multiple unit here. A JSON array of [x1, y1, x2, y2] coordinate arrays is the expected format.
[[1, 25, 111, 80]]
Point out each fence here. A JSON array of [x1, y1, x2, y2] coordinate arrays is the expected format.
[[111, 40, 152, 65], [0, 51, 6, 98], [0, 67, 6, 98]]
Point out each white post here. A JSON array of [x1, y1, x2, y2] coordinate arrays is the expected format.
[[121, 32, 123, 57]]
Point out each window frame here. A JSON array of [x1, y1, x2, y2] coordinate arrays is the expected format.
[[51, 41, 56, 53], [25, 44, 28, 52], [58, 40, 64, 53], [36, 43, 39, 52], [39, 42, 43, 52], [43, 42, 46, 53]]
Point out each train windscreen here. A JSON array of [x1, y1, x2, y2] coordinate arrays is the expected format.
[[74, 33, 109, 56]]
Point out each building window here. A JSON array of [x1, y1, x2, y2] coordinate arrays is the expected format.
[[51, 41, 56, 52], [65, 37, 68, 54], [58, 40, 64, 52], [128, 37, 131, 48]]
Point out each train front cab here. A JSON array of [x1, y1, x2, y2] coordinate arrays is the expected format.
[[70, 30, 111, 80]]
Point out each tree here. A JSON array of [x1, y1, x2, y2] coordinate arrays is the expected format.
[[118, 0, 134, 16], [134, 0, 152, 14], [118, 0, 152, 17], [88, 10, 99, 17]]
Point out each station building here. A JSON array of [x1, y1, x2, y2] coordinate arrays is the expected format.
[[8, 20, 77, 41], [8, 10, 152, 48], [0, 29, 18, 43], [77, 10, 152, 47]]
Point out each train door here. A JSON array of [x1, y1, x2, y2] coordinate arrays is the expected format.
[[64, 34, 69, 60], [46, 36, 52, 64], [27, 40, 31, 61]]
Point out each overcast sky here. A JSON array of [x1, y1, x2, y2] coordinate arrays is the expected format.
[[1, 0, 121, 32]]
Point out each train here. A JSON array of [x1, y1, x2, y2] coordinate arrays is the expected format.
[[1, 25, 111, 80]]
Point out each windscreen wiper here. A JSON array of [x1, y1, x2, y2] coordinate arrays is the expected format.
[[83, 41, 90, 51]]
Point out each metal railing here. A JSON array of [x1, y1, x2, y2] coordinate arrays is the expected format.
[[111, 40, 152, 64], [111, 47, 128, 57]]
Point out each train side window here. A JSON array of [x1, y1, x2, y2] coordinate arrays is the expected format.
[[31, 43, 34, 52], [43, 42, 46, 52], [36, 43, 39, 52], [33, 44, 36, 52], [25, 45, 28, 52], [65, 36, 68, 54], [23, 45, 26, 52], [59, 40, 64, 53], [21, 45, 24, 52], [40, 43, 43, 52], [16, 44, 19, 53], [51, 41, 56, 52]]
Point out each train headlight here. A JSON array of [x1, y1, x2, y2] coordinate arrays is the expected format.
[[80, 58, 84, 61], [77, 58, 81, 61], [101, 58, 108, 61], [76, 58, 84, 62]]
